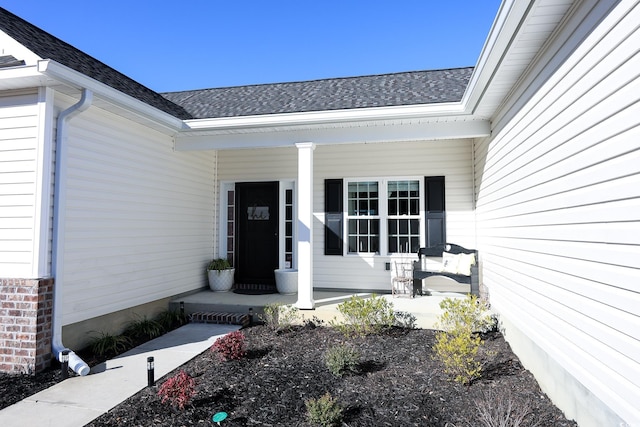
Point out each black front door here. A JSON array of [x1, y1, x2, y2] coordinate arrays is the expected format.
[[235, 182, 279, 286]]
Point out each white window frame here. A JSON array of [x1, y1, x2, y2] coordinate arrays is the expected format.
[[344, 177, 425, 256]]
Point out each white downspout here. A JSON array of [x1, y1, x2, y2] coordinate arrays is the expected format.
[[51, 89, 93, 376]]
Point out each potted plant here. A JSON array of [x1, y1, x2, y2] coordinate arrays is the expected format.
[[207, 258, 235, 292]]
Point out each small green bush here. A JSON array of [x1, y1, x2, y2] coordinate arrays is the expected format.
[[325, 344, 360, 377], [433, 329, 482, 385], [394, 310, 417, 329], [437, 295, 495, 333], [211, 331, 247, 361], [432, 295, 493, 385], [333, 294, 396, 337], [155, 309, 187, 331], [305, 392, 343, 427], [260, 303, 299, 330], [88, 332, 132, 357], [157, 370, 196, 411], [124, 314, 165, 341]]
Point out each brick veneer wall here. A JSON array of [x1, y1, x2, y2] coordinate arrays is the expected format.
[[0, 278, 54, 374]]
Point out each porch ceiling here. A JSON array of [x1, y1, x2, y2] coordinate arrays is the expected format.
[[174, 115, 490, 151]]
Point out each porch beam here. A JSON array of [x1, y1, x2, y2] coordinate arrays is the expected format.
[[295, 142, 315, 309], [174, 119, 490, 151]]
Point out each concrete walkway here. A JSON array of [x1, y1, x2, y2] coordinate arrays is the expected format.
[[0, 323, 239, 427]]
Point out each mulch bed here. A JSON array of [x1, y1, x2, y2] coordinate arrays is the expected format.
[[78, 323, 577, 426]]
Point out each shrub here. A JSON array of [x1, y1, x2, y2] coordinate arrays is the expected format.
[[155, 309, 187, 331], [437, 295, 495, 333], [305, 392, 343, 427], [470, 388, 540, 427], [394, 310, 417, 329], [211, 331, 247, 361], [157, 370, 196, 410], [333, 294, 396, 337], [88, 332, 132, 357], [124, 314, 165, 341], [260, 303, 299, 330], [325, 344, 360, 377], [433, 329, 483, 385], [432, 295, 493, 385]]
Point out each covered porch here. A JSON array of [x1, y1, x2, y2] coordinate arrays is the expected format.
[[169, 289, 468, 330]]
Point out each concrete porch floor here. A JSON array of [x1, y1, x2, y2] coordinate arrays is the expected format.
[[170, 289, 467, 329]]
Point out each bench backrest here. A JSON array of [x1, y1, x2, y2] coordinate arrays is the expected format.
[[417, 243, 477, 262]]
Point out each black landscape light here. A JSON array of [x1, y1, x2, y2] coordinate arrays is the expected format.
[[248, 307, 254, 326], [147, 356, 155, 387], [180, 301, 185, 317], [60, 350, 69, 380]]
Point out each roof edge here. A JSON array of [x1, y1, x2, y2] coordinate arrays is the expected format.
[[38, 60, 185, 132]]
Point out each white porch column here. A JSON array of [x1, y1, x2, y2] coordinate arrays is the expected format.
[[295, 142, 315, 309]]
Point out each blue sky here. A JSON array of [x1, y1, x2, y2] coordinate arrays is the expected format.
[[3, 1, 502, 93]]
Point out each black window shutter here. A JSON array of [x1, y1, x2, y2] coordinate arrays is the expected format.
[[324, 179, 343, 255], [425, 176, 446, 247]]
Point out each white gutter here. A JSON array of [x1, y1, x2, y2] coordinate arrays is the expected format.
[[37, 60, 185, 133], [51, 89, 93, 376], [183, 101, 466, 132]]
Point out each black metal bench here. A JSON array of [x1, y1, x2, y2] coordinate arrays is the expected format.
[[412, 243, 479, 297]]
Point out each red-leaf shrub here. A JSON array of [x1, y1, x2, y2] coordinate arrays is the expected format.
[[211, 330, 247, 361], [157, 370, 196, 410]]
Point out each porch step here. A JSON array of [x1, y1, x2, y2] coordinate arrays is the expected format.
[[189, 311, 250, 327]]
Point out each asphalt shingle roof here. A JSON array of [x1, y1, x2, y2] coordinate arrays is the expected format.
[[161, 68, 473, 119], [1, 6, 473, 122], [0, 7, 193, 120]]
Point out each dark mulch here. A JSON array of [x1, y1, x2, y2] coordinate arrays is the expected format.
[[74, 323, 577, 427], [0, 367, 61, 410]]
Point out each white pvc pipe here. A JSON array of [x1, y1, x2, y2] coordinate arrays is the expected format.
[[51, 89, 93, 376]]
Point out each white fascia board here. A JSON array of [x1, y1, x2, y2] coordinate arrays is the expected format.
[[0, 65, 52, 89], [36, 60, 185, 132], [175, 119, 490, 151], [460, 0, 534, 113], [183, 101, 467, 132]]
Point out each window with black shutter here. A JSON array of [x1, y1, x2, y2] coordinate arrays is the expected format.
[[425, 176, 446, 247]]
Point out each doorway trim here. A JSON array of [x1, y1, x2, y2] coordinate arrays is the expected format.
[[218, 180, 296, 270]]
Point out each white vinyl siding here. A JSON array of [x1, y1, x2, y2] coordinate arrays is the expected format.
[[314, 140, 474, 291], [0, 92, 40, 278], [474, 2, 640, 425], [58, 97, 216, 325]]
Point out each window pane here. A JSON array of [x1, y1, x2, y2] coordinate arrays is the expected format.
[[359, 219, 369, 234], [399, 219, 408, 234], [388, 199, 397, 215], [411, 237, 419, 253], [410, 199, 419, 215], [349, 219, 357, 234], [388, 237, 398, 254], [348, 236, 358, 252], [399, 199, 408, 215], [370, 199, 378, 215]]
